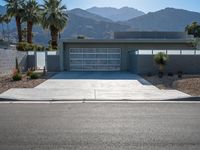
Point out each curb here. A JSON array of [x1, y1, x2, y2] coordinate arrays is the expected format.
[[0, 97, 200, 102]]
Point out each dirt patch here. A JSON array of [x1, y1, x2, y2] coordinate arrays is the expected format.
[[143, 74, 200, 96], [0, 73, 56, 94]]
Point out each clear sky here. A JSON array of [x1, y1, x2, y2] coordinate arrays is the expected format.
[[0, 0, 199, 13]]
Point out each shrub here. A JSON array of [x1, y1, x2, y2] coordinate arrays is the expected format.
[[12, 73, 22, 81], [16, 42, 28, 51], [77, 35, 85, 39], [147, 72, 152, 77], [154, 52, 169, 77], [12, 69, 22, 81], [30, 72, 39, 79], [16, 42, 45, 51], [178, 71, 183, 78], [26, 69, 33, 76], [168, 72, 174, 77]]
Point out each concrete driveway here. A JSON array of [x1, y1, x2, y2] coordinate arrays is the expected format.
[[0, 72, 190, 100], [36, 72, 156, 90]]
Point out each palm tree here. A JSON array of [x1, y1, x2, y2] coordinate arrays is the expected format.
[[0, 14, 5, 40], [185, 22, 200, 37], [3, 14, 11, 41], [42, 0, 68, 49], [22, 0, 40, 43], [4, 0, 24, 42]]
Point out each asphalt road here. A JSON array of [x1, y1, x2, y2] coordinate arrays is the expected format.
[[0, 103, 200, 150]]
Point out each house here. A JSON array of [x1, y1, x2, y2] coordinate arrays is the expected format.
[[57, 31, 199, 74]]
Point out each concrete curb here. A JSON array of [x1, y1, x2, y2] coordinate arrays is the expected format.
[[0, 96, 199, 102]]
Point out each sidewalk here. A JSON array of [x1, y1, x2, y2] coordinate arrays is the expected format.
[[0, 88, 190, 101]]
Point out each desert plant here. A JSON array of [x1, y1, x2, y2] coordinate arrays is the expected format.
[[154, 52, 169, 77], [26, 68, 33, 76], [12, 69, 22, 81], [16, 42, 45, 51], [178, 71, 183, 78], [16, 42, 29, 51], [168, 72, 174, 77], [12, 73, 22, 81], [15, 57, 20, 73], [30, 72, 39, 79], [77, 35, 85, 39]]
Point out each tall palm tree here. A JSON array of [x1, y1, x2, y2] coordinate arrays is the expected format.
[[42, 0, 68, 49], [0, 14, 5, 40], [22, 0, 40, 43], [4, 0, 24, 42], [3, 14, 11, 41]]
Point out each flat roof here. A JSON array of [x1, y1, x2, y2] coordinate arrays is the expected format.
[[114, 31, 194, 40], [62, 39, 193, 44]]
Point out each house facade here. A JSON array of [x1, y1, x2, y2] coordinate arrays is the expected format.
[[57, 31, 199, 74]]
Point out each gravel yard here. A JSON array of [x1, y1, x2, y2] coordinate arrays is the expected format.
[[0, 73, 55, 94], [143, 74, 200, 96]]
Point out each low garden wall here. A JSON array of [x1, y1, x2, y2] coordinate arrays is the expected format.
[[0, 49, 28, 76], [129, 53, 200, 75]]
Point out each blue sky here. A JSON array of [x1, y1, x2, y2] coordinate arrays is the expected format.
[[0, 0, 199, 13]]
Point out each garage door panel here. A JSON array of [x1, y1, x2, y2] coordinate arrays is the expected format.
[[84, 60, 96, 65], [69, 48, 121, 71]]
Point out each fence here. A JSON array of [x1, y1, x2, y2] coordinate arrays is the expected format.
[[135, 49, 200, 55], [0, 49, 27, 76], [0, 50, 60, 76], [27, 51, 60, 72], [129, 50, 200, 75]]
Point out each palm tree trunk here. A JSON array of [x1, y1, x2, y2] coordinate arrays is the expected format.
[[7, 23, 9, 42], [159, 64, 164, 73], [15, 16, 22, 42], [27, 21, 33, 43], [1, 23, 5, 40], [50, 25, 58, 49]]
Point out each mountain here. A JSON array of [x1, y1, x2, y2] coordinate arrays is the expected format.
[[1, 5, 200, 45], [0, 5, 6, 14], [125, 8, 200, 31], [87, 7, 145, 22], [69, 8, 112, 22], [33, 12, 131, 45]]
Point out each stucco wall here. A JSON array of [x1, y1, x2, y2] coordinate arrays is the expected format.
[[129, 54, 200, 75], [46, 55, 60, 72]]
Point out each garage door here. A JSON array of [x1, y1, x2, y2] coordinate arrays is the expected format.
[[69, 48, 121, 71]]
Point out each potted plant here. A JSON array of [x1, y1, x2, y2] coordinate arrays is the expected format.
[[154, 52, 169, 78]]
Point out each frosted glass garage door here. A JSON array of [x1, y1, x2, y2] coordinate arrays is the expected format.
[[69, 48, 121, 71]]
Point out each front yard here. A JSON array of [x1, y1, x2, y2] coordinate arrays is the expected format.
[[0, 73, 55, 94], [143, 74, 200, 96]]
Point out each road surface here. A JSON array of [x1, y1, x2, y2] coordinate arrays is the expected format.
[[0, 103, 200, 150]]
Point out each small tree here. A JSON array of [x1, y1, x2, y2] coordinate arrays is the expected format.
[[154, 52, 169, 76]]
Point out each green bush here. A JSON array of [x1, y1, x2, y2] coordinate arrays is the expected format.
[[16, 42, 46, 51], [154, 52, 168, 65], [12, 73, 22, 81], [30, 72, 39, 79], [154, 52, 169, 74], [26, 69, 33, 76]]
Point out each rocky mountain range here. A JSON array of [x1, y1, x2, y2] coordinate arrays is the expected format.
[[0, 6, 200, 45], [87, 7, 145, 22]]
